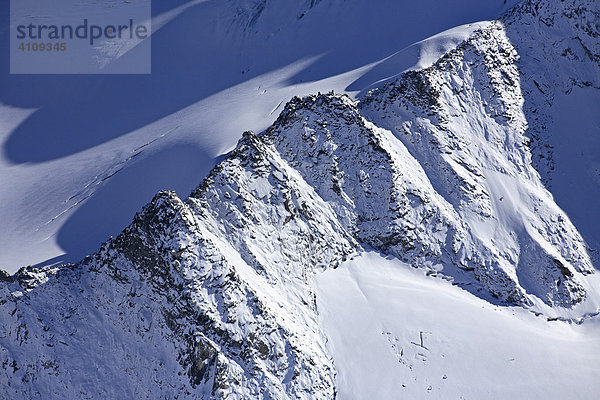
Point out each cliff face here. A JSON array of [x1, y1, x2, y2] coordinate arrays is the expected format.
[[360, 20, 594, 308], [1, 0, 599, 398], [505, 0, 600, 181], [503, 0, 600, 258]]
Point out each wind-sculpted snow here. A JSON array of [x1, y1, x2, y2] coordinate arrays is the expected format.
[[1, 1, 599, 398]]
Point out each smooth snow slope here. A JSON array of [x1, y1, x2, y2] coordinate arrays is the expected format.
[[0, 0, 519, 273], [315, 252, 600, 400]]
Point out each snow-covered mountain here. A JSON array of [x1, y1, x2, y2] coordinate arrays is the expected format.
[[1, 0, 599, 398], [361, 22, 596, 309], [0, 0, 519, 273]]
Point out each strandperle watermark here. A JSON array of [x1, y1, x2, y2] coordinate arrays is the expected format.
[[10, 0, 151, 74], [16, 19, 149, 46]]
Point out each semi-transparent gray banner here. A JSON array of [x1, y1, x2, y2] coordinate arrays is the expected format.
[[10, 0, 151, 74]]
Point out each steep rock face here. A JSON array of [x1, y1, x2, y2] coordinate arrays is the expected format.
[[505, 0, 600, 182], [360, 20, 594, 308], [0, 225, 202, 398], [502, 0, 600, 258], [111, 190, 342, 400], [265, 94, 526, 303]]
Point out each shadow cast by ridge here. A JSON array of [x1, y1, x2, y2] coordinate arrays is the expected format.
[[1, 0, 513, 163], [56, 142, 212, 264]]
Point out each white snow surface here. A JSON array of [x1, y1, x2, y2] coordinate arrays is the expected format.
[[315, 252, 600, 400]]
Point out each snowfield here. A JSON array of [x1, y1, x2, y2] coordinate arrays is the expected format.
[[316, 252, 600, 400]]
